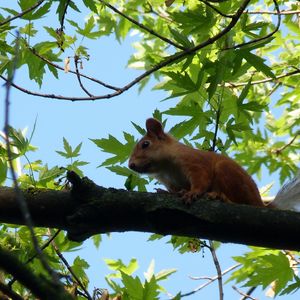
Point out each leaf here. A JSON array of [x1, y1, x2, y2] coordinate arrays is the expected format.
[[239, 50, 275, 78], [131, 122, 145, 136], [168, 27, 194, 48], [280, 275, 300, 296], [155, 268, 177, 282], [121, 272, 144, 299], [82, 0, 98, 13], [38, 165, 64, 185], [91, 133, 135, 166], [92, 234, 102, 249], [237, 79, 252, 104], [0, 157, 7, 184], [228, 248, 294, 295], [8, 126, 37, 156], [104, 258, 139, 276], [56, 138, 82, 159], [143, 275, 160, 300]]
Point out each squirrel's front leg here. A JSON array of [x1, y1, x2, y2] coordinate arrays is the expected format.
[[182, 168, 212, 204]]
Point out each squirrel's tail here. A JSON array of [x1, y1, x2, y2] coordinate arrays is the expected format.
[[271, 170, 300, 212]]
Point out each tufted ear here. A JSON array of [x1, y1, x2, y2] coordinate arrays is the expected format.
[[145, 118, 166, 139]]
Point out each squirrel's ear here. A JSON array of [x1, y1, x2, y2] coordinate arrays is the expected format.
[[146, 118, 165, 139]]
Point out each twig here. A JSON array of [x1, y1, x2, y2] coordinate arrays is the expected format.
[[74, 56, 94, 97], [246, 9, 300, 15], [0, 246, 71, 299], [1, 0, 252, 101], [2, 66, 299, 102], [48, 229, 92, 300], [99, 0, 186, 50], [0, 0, 45, 27], [200, 0, 234, 18], [271, 132, 299, 155], [209, 241, 224, 300], [8, 230, 61, 287], [226, 68, 300, 88], [223, 0, 281, 50], [233, 285, 257, 300], [2, 31, 59, 285], [30, 47, 121, 91], [180, 263, 241, 297]]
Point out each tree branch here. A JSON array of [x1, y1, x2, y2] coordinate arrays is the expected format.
[[99, 0, 186, 50], [0, 247, 72, 300], [0, 0, 252, 101], [0, 0, 45, 27], [1, 172, 300, 251]]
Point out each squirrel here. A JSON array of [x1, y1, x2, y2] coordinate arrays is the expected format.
[[128, 118, 265, 206]]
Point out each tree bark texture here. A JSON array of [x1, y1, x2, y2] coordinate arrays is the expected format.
[[1, 172, 300, 251]]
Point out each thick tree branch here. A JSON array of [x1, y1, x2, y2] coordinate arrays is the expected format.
[[1, 173, 300, 251]]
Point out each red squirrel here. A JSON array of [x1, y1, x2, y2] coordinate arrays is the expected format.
[[128, 118, 265, 206]]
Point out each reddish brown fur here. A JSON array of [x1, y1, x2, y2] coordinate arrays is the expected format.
[[129, 118, 264, 206]]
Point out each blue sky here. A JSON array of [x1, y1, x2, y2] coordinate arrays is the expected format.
[[1, 1, 296, 299]]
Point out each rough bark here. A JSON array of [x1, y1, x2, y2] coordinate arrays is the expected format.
[[1, 172, 300, 251]]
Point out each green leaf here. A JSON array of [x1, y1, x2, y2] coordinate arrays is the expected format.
[[155, 268, 177, 282], [38, 165, 64, 186], [280, 275, 300, 296], [105, 258, 138, 276], [239, 50, 275, 78], [131, 122, 145, 136], [56, 138, 82, 159], [237, 79, 251, 103], [168, 27, 193, 48], [143, 275, 160, 300], [92, 234, 102, 249], [0, 157, 7, 184], [8, 126, 37, 157], [91, 133, 135, 166], [82, 0, 98, 13], [121, 272, 144, 299], [229, 248, 294, 295]]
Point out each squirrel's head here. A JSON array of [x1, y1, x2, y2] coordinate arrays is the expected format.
[[128, 118, 174, 174]]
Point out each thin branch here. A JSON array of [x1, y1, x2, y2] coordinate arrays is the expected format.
[[0, 246, 72, 300], [1, 0, 252, 101], [99, 0, 186, 50], [74, 56, 94, 97], [8, 230, 61, 287], [226, 68, 300, 88], [181, 264, 241, 297], [246, 9, 300, 15], [0, 0, 45, 27], [59, 0, 71, 32], [2, 66, 299, 102], [2, 32, 59, 285], [30, 47, 121, 91], [234, 286, 257, 300], [271, 132, 300, 155], [48, 229, 92, 300], [223, 0, 281, 50], [209, 241, 224, 300], [200, 0, 234, 18]]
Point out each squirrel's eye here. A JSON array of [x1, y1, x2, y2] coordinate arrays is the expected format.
[[141, 141, 150, 149]]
